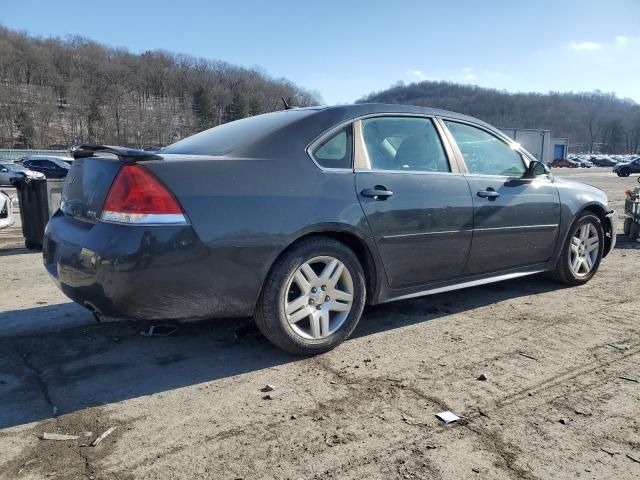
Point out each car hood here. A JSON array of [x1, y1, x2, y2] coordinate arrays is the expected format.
[[11, 169, 45, 179], [553, 176, 609, 206]]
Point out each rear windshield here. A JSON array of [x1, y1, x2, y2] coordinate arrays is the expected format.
[[162, 109, 316, 156]]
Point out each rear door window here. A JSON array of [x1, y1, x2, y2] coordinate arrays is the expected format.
[[361, 117, 450, 172]]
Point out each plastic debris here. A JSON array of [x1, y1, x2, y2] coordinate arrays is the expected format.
[[91, 426, 117, 447], [435, 411, 461, 424], [42, 432, 79, 441]]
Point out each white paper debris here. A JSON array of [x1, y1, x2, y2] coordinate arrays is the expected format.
[[42, 432, 79, 441], [435, 411, 460, 424]]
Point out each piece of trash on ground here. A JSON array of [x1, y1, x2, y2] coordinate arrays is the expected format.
[[477, 373, 488, 381], [601, 447, 620, 456], [435, 411, 461, 424], [92, 426, 117, 447], [263, 390, 287, 400], [42, 432, 79, 441], [140, 325, 178, 337], [518, 352, 539, 361], [618, 376, 639, 383], [260, 384, 275, 392]]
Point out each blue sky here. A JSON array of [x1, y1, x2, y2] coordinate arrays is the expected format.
[[3, 0, 639, 103]]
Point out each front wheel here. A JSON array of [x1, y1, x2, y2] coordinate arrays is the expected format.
[[548, 212, 604, 285], [255, 238, 366, 355], [619, 168, 631, 177]]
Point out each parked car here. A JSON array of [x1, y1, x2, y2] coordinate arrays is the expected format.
[[0, 190, 15, 229], [20, 156, 70, 178], [551, 159, 579, 168], [44, 104, 617, 355], [592, 157, 617, 167], [613, 157, 640, 177], [574, 159, 593, 168], [0, 162, 46, 186]]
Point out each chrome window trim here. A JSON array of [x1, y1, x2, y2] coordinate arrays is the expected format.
[[438, 116, 533, 177], [305, 119, 355, 172], [353, 113, 460, 174], [355, 168, 465, 177]]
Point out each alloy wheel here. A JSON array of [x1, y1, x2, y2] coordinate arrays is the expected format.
[[568, 222, 599, 277], [284, 256, 354, 340]]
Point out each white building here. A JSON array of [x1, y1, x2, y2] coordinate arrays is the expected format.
[[499, 128, 554, 164]]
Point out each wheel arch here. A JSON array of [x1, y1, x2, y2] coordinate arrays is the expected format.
[[257, 224, 383, 312], [579, 203, 614, 257]]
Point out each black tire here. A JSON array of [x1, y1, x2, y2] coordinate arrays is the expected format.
[[547, 212, 604, 285], [623, 218, 633, 236], [255, 237, 366, 355], [619, 168, 631, 177], [629, 222, 640, 242]]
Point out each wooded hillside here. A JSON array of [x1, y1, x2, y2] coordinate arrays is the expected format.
[[0, 26, 318, 149], [358, 81, 640, 154]]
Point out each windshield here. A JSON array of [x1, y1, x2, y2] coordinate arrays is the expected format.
[[162, 109, 316, 156]]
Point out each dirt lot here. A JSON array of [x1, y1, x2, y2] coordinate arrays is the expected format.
[[0, 168, 638, 480]]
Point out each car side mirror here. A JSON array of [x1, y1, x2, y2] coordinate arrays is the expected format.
[[523, 160, 550, 178]]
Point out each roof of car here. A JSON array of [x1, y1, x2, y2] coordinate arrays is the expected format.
[[316, 103, 488, 125]]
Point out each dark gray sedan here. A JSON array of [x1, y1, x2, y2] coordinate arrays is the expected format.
[[44, 104, 616, 354]]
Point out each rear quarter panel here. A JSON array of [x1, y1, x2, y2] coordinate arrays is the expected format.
[[144, 154, 375, 314]]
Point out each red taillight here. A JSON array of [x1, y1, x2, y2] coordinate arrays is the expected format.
[[101, 164, 187, 224]]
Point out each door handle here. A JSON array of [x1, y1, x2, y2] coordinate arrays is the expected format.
[[361, 187, 394, 200], [477, 189, 500, 200]]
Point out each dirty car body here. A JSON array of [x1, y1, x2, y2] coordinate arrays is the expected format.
[[44, 104, 616, 342]]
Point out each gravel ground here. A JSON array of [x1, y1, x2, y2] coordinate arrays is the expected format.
[[0, 168, 639, 480]]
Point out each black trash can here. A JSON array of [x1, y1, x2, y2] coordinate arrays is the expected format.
[[12, 177, 50, 249]]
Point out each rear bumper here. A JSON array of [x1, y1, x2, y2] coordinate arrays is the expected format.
[[43, 211, 259, 320]]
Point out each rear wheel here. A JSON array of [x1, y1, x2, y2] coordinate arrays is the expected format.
[[548, 212, 604, 285], [624, 218, 632, 236], [619, 168, 631, 177], [255, 238, 366, 355], [629, 222, 640, 241]]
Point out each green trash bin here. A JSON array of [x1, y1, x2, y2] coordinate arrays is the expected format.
[[12, 177, 49, 249]]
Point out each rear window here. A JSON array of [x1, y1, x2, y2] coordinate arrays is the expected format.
[[162, 109, 316, 156]]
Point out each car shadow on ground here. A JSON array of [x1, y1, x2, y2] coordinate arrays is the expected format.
[[0, 247, 36, 257], [614, 233, 640, 250], [0, 274, 565, 430]]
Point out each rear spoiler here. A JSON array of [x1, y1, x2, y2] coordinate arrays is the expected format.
[[70, 144, 161, 161]]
